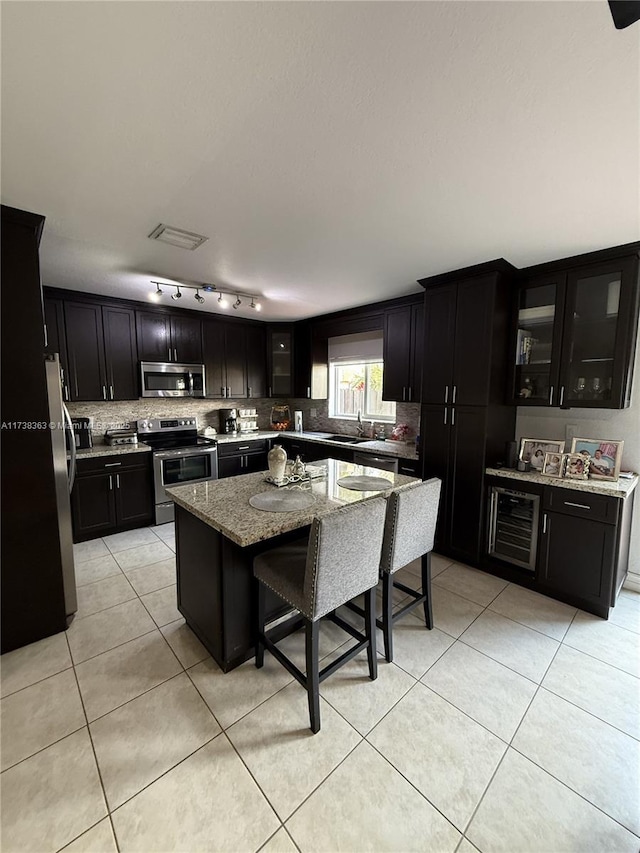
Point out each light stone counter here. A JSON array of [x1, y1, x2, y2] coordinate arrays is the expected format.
[[166, 458, 420, 547], [214, 430, 418, 460], [73, 442, 152, 460], [486, 467, 638, 499]]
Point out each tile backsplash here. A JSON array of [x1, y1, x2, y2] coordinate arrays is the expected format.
[[67, 397, 421, 442]]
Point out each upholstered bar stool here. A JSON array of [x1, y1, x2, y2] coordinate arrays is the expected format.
[[378, 477, 442, 662], [253, 497, 387, 733]]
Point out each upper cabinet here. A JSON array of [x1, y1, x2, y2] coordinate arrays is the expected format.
[[420, 264, 515, 408], [44, 296, 70, 401], [65, 302, 137, 401], [268, 325, 293, 397], [509, 248, 639, 409], [136, 311, 202, 364], [202, 319, 266, 399], [382, 299, 423, 403]]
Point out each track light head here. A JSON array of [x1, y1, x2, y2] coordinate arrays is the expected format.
[[171, 286, 182, 300], [150, 283, 163, 302], [250, 298, 261, 311], [194, 289, 205, 304], [218, 293, 229, 308], [233, 296, 242, 309]]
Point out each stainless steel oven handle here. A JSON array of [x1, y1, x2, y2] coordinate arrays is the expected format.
[[154, 447, 218, 459]]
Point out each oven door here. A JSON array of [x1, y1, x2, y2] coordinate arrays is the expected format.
[[140, 362, 205, 397], [153, 446, 218, 504]]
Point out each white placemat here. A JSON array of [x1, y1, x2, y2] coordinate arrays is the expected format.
[[249, 491, 315, 512], [337, 475, 393, 491]]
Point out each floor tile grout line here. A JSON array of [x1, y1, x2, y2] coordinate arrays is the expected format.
[[0, 719, 87, 776], [537, 682, 640, 742], [559, 637, 640, 680], [70, 625, 159, 668], [0, 663, 75, 701], [62, 631, 121, 853], [71, 586, 143, 624]]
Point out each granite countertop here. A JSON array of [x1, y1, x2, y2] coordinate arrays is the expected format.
[[166, 457, 420, 547], [486, 467, 638, 499], [279, 430, 419, 461], [72, 442, 152, 459]]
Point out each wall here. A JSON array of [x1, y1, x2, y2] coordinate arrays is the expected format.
[[515, 332, 640, 583]]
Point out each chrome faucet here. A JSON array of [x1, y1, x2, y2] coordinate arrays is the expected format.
[[356, 410, 366, 437]]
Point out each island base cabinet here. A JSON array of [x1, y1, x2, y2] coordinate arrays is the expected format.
[[175, 506, 294, 672]]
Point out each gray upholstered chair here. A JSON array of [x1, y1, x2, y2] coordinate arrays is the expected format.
[[378, 477, 442, 662], [254, 497, 387, 734]]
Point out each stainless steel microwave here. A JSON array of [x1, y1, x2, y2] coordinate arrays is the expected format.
[[140, 362, 206, 397]]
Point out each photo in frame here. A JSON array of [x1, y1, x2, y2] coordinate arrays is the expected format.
[[519, 438, 565, 472], [570, 438, 623, 481], [542, 452, 564, 478], [563, 452, 590, 480]]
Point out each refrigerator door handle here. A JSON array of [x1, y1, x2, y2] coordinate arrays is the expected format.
[[63, 402, 76, 494]]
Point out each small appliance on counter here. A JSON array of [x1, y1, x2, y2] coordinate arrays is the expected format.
[[105, 428, 138, 446], [294, 410, 303, 433], [219, 408, 238, 434], [71, 417, 93, 449]]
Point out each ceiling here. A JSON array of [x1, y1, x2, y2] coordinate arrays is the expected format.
[[2, 2, 638, 321]]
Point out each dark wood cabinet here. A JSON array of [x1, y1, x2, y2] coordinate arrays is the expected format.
[[65, 302, 137, 401], [136, 311, 202, 364], [382, 299, 424, 403], [102, 307, 138, 401], [419, 261, 517, 565], [268, 326, 293, 397], [217, 439, 270, 479], [71, 453, 153, 541], [509, 245, 640, 409], [43, 296, 70, 402], [202, 319, 263, 399]]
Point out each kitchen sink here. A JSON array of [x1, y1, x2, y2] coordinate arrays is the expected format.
[[326, 435, 369, 444]]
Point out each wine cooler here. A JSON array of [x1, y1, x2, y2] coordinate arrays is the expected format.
[[488, 486, 540, 571]]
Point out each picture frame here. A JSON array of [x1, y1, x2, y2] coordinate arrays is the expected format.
[[563, 452, 590, 480], [519, 438, 565, 472], [542, 451, 564, 478], [570, 438, 623, 482]]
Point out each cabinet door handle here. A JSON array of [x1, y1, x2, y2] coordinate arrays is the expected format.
[[307, 386, 311, 398], [542, 513, 548, 534], [443, 408, 447, 426], [109, 475, 113, 490], [116, 473, 120, 488], [64, 384, 69, 401], [451, 408, 455, 426], [221, 386, 226, 397], [564, 501, 591, 510], [168, 347, 172, 361], [408, 386, 412, 402], [559, 385, 565, 406], [452, 385, 457, 404], [549, 385, 554, 406], [444, 386, 449, 403], [227, 387, 231, 398], [104, 462, 122, 468], [174, 349, 178, 362], [109, 385, 114, 400], [248, 386, 252, 398], [268, 386, 272, 397]]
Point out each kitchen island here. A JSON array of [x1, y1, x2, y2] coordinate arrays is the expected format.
[[166, 458, 420, 671]]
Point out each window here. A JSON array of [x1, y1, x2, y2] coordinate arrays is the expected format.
[[329, 360, 395, 421]]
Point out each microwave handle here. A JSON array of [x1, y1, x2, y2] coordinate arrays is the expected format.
[[188, 372, 194, 396]]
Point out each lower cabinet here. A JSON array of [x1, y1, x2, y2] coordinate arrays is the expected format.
[[71, 453, 153, 542], [217, 439, 270, 478]]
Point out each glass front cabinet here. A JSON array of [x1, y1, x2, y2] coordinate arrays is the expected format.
[[509, 250, 639, 409]]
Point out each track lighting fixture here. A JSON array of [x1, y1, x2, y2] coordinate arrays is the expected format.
[[149, 280, 262, 311]]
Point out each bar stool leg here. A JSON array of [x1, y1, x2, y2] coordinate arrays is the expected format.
[[305, 619, 321, 733], [255, 579, 265, 668], [382, 572, 394, 662], [422, 551, 433, 629], [364, 586, 378, 679]]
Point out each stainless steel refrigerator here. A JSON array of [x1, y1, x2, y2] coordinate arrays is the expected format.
[[45, 353, 78, 617]]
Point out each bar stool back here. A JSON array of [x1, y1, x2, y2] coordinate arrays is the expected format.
[[254, 497, 387, 733]]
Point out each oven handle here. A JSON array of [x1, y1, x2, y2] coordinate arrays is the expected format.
[[154, 447, 218, 459]]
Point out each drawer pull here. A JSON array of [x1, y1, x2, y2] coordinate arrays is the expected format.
[[104, 462, 122, 468], [238, 446, 250, 451], [564, 501, 590, 510]]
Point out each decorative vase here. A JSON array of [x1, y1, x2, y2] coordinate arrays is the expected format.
[[268, 444, 287, 482]]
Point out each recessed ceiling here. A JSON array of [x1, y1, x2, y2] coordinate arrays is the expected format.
[[1, 1, 638, 321]]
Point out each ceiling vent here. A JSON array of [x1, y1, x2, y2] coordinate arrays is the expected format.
[[148, 224, 208, 251]]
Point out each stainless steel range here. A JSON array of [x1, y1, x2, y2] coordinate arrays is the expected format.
[[137, 417, 218, 525]]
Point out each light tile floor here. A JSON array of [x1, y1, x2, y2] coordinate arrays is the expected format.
[[1, 524, 639, 853]]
